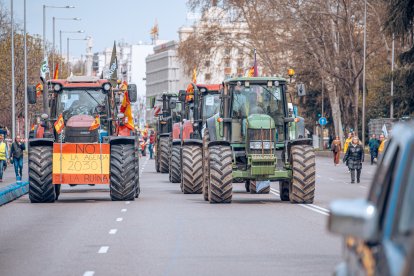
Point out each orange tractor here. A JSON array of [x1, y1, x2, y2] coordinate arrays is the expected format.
[[26, 76, 140, 202]]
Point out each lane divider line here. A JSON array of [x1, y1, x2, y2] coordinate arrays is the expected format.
[[83, 271, 95, 276], [98, 246, 109, 254], [116, 217, 123, 222], [270, 188, 329, 216], [121, 209, 127, 212], [109, 229, 117, 235], [125, 201, 130, 205]]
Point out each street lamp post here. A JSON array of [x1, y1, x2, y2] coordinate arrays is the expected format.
[[60, 30, 84, 75], [11, 0, 15, 139], [362, 0, 367, 146], [67, 37, 88, 74], [42, 5, 75, 58], [52, 17, 81, 77]]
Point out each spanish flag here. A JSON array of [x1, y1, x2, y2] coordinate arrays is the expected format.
[[120, 83, 134, 130], [192, 68, 197, 84], [54, 114, 65, 134], [89, 115, 100, 130], [247, 66, 255, 77], [53, 63, 59, 79], [36, 82, 43, 98]]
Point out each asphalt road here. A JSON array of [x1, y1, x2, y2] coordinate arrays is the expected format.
[[0, 156, 376, 276]]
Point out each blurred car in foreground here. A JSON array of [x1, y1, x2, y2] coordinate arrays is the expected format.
[[327, 121, 414, 276]]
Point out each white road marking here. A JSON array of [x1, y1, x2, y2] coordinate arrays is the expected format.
[[109, 229, 117, 235], [359, 185, 367, 189], [125, 201, 130, 205], [116, 217, 123, 222], [121, 209, 127, 212], [83, 271, 95, 276], [98, 246, 109, 254], [270, 188, 329, 216]]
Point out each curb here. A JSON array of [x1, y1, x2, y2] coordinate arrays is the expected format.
[[0, 181, 29, 206]]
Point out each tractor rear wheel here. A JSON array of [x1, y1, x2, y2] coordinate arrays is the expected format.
[[110, 144, 137, 201], [170, 144, 181, 183], [248, 180, 270, 194], [29, 146, 55, 203], [289, 145, 315, 204], [155, 141, 160, 173], [159, 137, 169, 173], [135, 151, 140, 198], [55, 184, 61, 200], [279, 181, 290, 201], [202, 129, 210, 201], [208, 145, 233, 203], [181, 145, 203, 194]]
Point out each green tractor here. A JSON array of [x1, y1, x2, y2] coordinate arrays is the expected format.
[[154, 93, 181, 173], [203, 77, 315, 203]]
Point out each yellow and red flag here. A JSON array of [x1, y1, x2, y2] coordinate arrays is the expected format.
[[120, 83, 134, 130], [36, 82, 43, 98], [53, 63, 59, 79], [247, 66, 255, 77], [89, 115, 100, 130], [192, 68, 197, 84], [54, 114, 65, 134]]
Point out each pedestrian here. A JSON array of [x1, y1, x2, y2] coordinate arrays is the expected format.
[[0, 134, 9, 182], [331, 136, 341, 166], [378, 134, 388, 161], [343, 136, 364, 184], [368, 134, 380, 165], [10, 135, 25, 180], [148, 130, 155, 159], [343, 132, 353, 172]]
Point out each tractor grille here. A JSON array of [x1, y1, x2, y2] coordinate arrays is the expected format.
[[247, 128, 275, 155], [65, 126, 98, 143]]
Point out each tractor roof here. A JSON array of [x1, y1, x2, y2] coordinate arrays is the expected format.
[[197, 84, 221, 92], [225, 76, 287, 84], [49, 76, 110, 89]]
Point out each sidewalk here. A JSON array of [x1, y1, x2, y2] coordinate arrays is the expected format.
[[0, 160, 29, 206]]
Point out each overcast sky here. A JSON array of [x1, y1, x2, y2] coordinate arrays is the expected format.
[[5, 0, 192, 58]]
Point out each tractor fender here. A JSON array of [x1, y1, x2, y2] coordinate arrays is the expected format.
[[206, 116, 218, 142], [181, 121, 193, 140], [172, 139, 181, 146], [285, 138, 313, 162], [182, 139, 202, 147], [207, 140, 230, 148], [108, 136, 136, 146], [29, 138, 54, 148]]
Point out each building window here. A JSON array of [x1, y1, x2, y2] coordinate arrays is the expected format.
[[224, 58, 231, 68], [205, 60, 210, 67], [205, 73, 211, 81]]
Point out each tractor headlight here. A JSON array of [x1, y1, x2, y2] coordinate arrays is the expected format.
[[103, 83, 111, 92], [53, 83, 62, 92], [262, 141, 273, 149], [249, 141, 274, 149]]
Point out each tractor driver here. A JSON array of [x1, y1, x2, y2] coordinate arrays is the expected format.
[[65, 93, 94, 118]]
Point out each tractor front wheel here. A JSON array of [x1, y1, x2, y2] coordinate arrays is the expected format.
[[110, 144, 137, 201], [159, 137, 169, 173], [29, 146, 55, 203], [279, 181, 290, 201], [170, 144, 181, 183], [289, 145, 316, 204], [208, 145, 233, 203], [181, 145, 203, 194]]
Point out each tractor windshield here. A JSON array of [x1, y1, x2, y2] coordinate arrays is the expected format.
[[57, 89, 107, 120], [202, 93, 221, 121], [231, 84, 284, 119]]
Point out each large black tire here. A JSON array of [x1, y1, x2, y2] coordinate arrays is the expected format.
[[279, 181, 290, 201], [208, 145, 233, 203], [202, 129, 210, 201], [135, 152, 140, 198], [110, 144, 137, 201], [248, 180, 270, 194], [155, 139, 160, 172], [159, 137, 169, 173], [29, 146, 55, 203], [181, 145, 203, 194], [170, 145, 181, 183], [289, 145, 316, 204], [55, 184, 61, 200]]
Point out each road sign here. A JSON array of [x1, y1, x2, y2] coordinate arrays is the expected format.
[[297, 83, 306, 96], [318, 117, 327, 126]]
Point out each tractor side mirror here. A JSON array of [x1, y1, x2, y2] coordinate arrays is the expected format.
[[128, 84, 137, 102], [27, 85, 37, 104], [169, 98, 177, 110], [179, 90, 186, 103]]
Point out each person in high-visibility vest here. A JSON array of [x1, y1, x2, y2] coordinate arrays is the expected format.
[[0, 134, 9, 182]]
